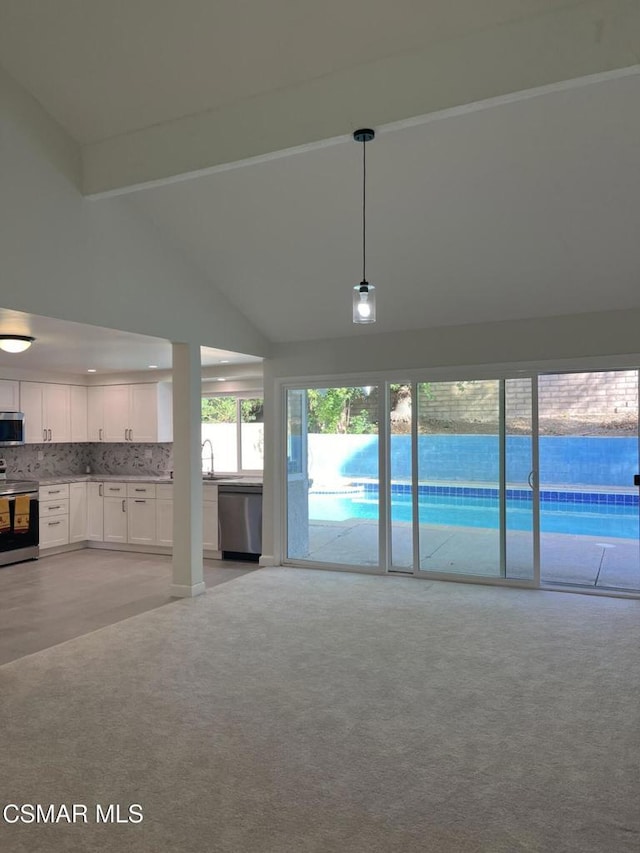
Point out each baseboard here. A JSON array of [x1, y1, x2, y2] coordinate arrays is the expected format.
[[259, 554, 278, 567], [87, 541, 172, 556], [170, 581, 206, 598], [39, 542, 88, 558]]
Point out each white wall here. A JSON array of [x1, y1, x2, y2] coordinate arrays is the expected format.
[[0, 65, 269, 357]]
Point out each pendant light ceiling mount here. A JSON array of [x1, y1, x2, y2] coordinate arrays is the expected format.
[[352, 127, 376, 325], [353, 128, 375, 143]]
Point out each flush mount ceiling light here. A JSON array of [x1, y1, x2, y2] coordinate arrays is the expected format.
[[0, 335, 35, 353], [353, 128, 376, 324]]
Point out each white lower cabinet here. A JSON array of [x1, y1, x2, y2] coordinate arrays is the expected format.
[[203, 485, 219, 551], [103, 489, 128, 543], [87, 483, 104, 540], [39, 484, 70, 549], [39, 480, 221, 553], [40, 515, 69, 548], [127, 498, 156, 545], [69, 482, 87, 543], [156, 494, 173, 547]]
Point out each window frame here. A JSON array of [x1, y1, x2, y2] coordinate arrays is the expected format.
[[201, 392, 264, 475]]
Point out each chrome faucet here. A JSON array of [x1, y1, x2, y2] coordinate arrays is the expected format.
[[201, 439, 215, 477]]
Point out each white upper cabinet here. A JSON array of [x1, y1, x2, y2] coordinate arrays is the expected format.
[[102, 385, 131, 442], [87, 386, 105, 441], [70, 385, 88, 442], [0, 380, 20, 410], [90, 383, 172, 443], [20, 382, 71, 443], [20, 382, 44, 442]]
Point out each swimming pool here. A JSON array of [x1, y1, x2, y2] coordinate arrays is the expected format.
[[308, 490, 640, 539]]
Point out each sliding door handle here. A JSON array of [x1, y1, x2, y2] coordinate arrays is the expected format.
[[527, 470, 536, 489]]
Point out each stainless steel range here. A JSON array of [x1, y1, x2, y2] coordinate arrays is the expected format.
[[0, 480, 39, 567]]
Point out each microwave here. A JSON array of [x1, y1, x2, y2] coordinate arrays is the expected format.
[[0, 412, 25, 446]]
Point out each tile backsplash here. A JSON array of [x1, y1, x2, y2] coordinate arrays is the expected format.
[[91, 443, 173, 476], [0, 443, 173, 478]]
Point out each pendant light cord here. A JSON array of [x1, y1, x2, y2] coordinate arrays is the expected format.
[[362, 138, 367, 283]]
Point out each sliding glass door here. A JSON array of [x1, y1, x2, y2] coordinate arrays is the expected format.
[[538, 371, 640, 591], [285, 386, 380, 567], [284, 371, 640, 593]]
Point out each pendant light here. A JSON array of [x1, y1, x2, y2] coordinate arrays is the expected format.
[[352, 128, 376, 324], [0, 335, 35, 353]]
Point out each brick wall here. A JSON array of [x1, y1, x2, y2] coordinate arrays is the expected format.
[[418, 372, 638, 425]]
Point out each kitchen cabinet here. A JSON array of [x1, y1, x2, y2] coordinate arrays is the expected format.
[[39, 483, 70, 549], [127, 498, 156, 545], [102, 385, 130, 442], [0, 380, 19, 410], [39, 479, 224, 554], [20, 382, 71, 443], [70, 386, 88, 443], [91, 383, 172, 443], [87, 482, 104, 540], [87, 386, 105, 441], [156, 495, 173, 547], [69, 482, 87, 542], [103, 483, 128, 542], [126, 483, 156, 545], [203, 483, 219, 551]]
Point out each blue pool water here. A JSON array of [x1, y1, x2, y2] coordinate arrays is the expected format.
[[308, 492, 639, 539]]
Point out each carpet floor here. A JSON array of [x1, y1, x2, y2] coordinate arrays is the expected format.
[[1, 568, 639, 852]]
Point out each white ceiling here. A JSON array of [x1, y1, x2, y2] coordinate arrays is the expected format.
[[1, 1, 639, 352], [0, 309, 262, 377], [130, 72, 640, 342], [0, 0, 574, 143]]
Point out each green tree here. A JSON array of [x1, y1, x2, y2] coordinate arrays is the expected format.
[[307, 388, 374, 434], [201, 396, 237, 423]]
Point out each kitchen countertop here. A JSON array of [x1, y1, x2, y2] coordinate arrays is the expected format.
[[32, 475, 263, 487]]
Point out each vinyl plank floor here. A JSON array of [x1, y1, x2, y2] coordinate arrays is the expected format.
[[0, 549, 256, 665]]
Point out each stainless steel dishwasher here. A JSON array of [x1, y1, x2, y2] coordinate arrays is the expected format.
[[217, 482, 262, 561]]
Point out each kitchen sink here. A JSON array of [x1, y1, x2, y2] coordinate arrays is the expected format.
[[202, 473, 240, 481]]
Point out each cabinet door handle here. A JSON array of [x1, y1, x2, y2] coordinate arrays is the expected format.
[[129, 429, 133, 441], [43, 428, 47, 441], [122, 500, 126, 512], [108, 487, 120, 491], [134, 499, 146, 504], [134, 488, 146, 492], [49, 489, 61, 494], [99, 484, 103, 497], [48, 505, 61, 510], [48, 429, 52, 441], [48, 520, 61, 526], [99, 428, 103, 441]]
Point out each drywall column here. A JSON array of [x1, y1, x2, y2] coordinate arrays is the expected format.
[[171, 342, 205, 598]]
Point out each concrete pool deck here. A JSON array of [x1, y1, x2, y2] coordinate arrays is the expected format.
[[300, 520, 640, 591]]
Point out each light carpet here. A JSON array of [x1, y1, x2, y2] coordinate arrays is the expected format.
[[1, 568, 639, 852]]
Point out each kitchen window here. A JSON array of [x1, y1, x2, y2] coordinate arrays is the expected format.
[[201, 395, 264, 474]]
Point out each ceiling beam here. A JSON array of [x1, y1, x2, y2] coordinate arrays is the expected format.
[[83, 0, 640, 197]]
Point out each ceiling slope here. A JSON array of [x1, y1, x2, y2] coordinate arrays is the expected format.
[[1, 1, 637, 194], [130, 72, 640, 343]]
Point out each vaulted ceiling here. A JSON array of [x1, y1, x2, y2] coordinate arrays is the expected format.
[[1, 0, 639, 352]]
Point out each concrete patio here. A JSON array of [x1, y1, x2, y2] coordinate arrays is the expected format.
[[299, 520, 640, 591]]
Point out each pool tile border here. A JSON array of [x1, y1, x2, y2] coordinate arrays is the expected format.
[[350, 481, 639, 506]]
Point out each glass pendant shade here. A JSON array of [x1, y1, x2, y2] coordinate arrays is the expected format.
[[352, 128, 377, 324], [0, 335, 35, 353], [353, 282, 376, 324]]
